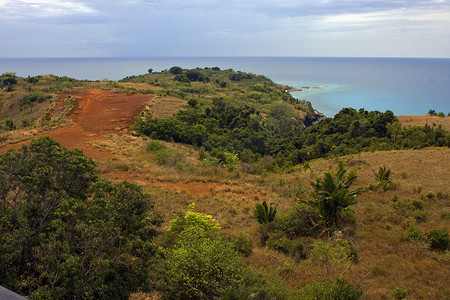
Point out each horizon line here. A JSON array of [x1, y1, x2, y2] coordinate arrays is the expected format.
[[1, 55, 450, 60]]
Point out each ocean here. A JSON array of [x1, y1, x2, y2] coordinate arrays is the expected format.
[[1, 57, 449, 117]]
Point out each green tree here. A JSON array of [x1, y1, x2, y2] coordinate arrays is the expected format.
[[309, 165, 358, 233], [1, 72, 17, 89], [169, 66, 183, 75], [162, 205, 246, 299], [254, 201, 278, 244], [0, 137, 162, 299]]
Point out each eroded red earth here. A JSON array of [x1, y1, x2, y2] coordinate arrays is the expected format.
[[1, 89, 259, 198]]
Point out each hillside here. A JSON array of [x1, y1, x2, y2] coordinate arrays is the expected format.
[[0, 69, 449, 299]]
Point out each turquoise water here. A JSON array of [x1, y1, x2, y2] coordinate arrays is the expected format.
[[1, 57, 449, 116]]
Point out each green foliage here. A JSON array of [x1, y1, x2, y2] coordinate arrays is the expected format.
[[21, 93, 50, 105], [310, 165, 358, 231], [146, 139, 166, 152], [173, 73, 190, 83], [254, 201, 278, 224], [405, 224, 426, 242], [156, 149, 186, 167], [166, 203, 221, 237], [231, 233, 254, 257], [392, 196, 426, 221], [310, 238, 357, 278], [0, 137, 162, 299], [0, 72, 17, 89], [371, 265, 388, 276], [254, 201, 278, 243], [371, 166, 396, 191], [427, 229, 449, 251], [162, 205, 246, 299], [4, 119, 15, 131], [163, 233, 245, 299], [293, 277, 363, 300], [390, 287, 408, 299], [375, 166, 391, 182], [169, 66, 183, 74], [274, 203, 322, 238], [266, 232, 307, 260]]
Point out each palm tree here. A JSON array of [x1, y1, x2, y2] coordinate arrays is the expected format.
[[254, 201, 277, 244], [310, 165, 358, 233]]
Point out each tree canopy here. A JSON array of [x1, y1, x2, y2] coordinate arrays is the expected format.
[[0, 136, 162, 299]]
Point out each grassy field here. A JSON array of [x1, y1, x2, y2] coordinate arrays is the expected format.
[[398, 115, 450, 131], [93, 132, 449, 299]]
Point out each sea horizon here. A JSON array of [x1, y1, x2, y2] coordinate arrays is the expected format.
[[1, 56, 449, 117]]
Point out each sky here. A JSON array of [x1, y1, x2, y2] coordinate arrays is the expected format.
[[1, 0, 450, 58]]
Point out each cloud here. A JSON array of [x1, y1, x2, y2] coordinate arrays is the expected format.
[[0, 0, 97, 20], [0, 0, 449, 57]]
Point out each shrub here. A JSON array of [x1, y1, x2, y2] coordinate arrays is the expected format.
[[274, 203, 322, 238], [427, 229, 449, 251], [162, 206, 248, 300], [405, 224, 426, 242], [146, 139, 166, 152], [21, 93, 50, 105], [4, 119, 15, 131], [371, 265, 388, 276], [293, 277, 363, 300], [173, 74, 190, 83], [231, 233, 254, 257], [156, 149, 186, 167], [169, 66, 182, 74], [390, 287, 407, 300]]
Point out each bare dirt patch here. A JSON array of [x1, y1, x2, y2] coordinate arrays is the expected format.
[[0, 89, 153, 160]]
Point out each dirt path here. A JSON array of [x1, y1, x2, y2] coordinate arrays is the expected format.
[[0, 89, 152, 160]]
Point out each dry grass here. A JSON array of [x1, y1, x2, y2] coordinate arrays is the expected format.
[[119, 82, 163, 90], [148, 96, 187, 119], [398, 115, 450, 131], [40, 126, 448, 299]]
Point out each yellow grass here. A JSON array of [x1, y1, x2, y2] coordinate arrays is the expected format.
[[398, 115, 450, 131], [98, 133, 449, 299]]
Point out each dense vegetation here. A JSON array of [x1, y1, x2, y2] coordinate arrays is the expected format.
[[131, 68, 449, 169], [0, 137, 162, 299]]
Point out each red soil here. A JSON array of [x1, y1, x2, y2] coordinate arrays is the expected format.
[[0, 89, 151, 160]]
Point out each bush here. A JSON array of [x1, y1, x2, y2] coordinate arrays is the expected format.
[[274, 203, 322, 238], [173, 74, 190, 83], [293, 277, 363, 300], [230, 233, 254, 257], [405, 224, 426, 242], [169, 66, 183, 74], [162, 207, 248, 300], [427, 229, 449, 251], [146, 139, 166, 152], [21, 93, 50, 105], [267, 232, 307, 260], [157, 149, 186, 167], [390, 287, 407, 299]]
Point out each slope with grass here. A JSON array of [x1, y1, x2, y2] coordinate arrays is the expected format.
[[1, 69, 449, 299]]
